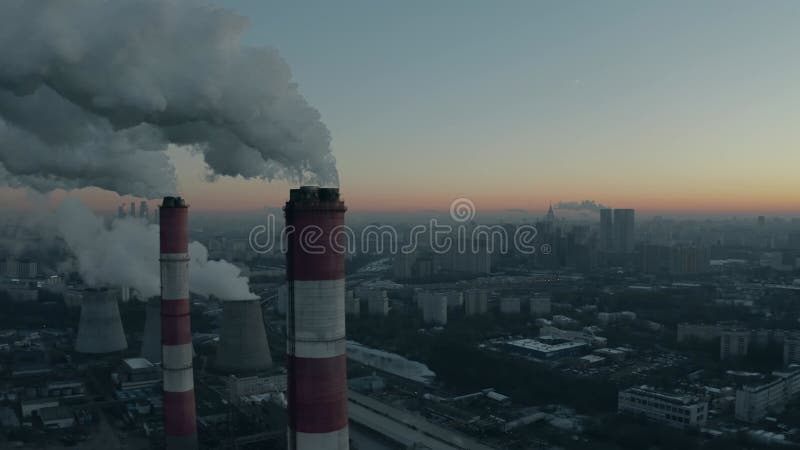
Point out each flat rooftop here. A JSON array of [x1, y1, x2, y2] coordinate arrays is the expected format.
[[123, 357, 155, 370], [506, 338, 587, 353]]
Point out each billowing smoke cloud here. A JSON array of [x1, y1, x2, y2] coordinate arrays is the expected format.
[[0, 0, 337, 198], [555, 200, 608, 212], [56, 199, 255, 299]]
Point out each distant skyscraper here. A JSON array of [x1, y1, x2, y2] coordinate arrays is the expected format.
[[130, 201, 136, 218], [545, 203, 556, 223], [140, 201, 149, 220], [758, 215, 766, 227], [599, 209, 613, 251], [118, 204, 126, 219], [613, 209, 635, 253]]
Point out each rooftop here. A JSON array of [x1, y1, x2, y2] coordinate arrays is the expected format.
[[123, 357, 155, 370], [506, 338, 587, 353]]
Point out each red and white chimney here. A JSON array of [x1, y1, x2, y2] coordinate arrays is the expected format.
[[159, 196, 198, 449], [284, 186, 349, 450]]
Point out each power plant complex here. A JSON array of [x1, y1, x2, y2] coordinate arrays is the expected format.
[[66, 188, 350, 449], [285, 186, 349, 449]]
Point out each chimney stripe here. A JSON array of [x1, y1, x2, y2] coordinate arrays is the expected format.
[[289, 428, 350, 449], [163, 390, 197, 435], [286, 354, 348, 432]]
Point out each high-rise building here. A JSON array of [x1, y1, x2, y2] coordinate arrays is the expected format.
[[599, 209, 613, 251], [420, 293, 447, 326], [613, 209, 635, 253], [464, 289, 488, 316], [720, 329, 749, 360], [545, 203, 556, 223], [139, 201, 149, 220], [784, 335, 800, 366], [130, 201, 136, 218], [118, 204, 126, 219]]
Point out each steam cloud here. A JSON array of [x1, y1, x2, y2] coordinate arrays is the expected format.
[[0, 0, 337, 198], [56, 199, 256, 299], [555, 200, 608, 212]]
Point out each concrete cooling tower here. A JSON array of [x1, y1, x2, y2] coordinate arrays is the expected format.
[[141, 297, 161, 364], [75, 288, 128, 354], [215, 299, 273, 374]]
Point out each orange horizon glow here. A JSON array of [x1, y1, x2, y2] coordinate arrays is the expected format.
[[0, 183, 797, 216]]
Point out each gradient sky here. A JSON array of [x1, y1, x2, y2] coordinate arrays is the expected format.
[[2, 0, 799, 214]]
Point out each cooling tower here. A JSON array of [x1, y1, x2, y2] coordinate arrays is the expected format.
[[159, 196, 197, 450], [215, 299, 273, 374], [75, 288, 128, 354], [285, 186, 349, 450], [141, 297, 161, 364]]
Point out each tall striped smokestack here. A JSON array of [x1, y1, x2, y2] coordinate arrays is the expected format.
[[159, 196, 198, 450], [285, 186, 349, 450]]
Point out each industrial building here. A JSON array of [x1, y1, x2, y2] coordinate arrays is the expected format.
[[618, 386, 708, 428], [501, 338, 588, 360], [114, 358, 161, 391]]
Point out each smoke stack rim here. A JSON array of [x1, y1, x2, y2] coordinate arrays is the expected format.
[[285, 185, 346, 213], [161, 196, 187, 208]]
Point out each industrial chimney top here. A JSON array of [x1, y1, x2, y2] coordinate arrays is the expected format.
[[286, 186, 345, 212], [161, 196, 187, 208]]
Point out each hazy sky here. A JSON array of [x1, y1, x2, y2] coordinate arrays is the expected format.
[[2, 0, 799, 214]]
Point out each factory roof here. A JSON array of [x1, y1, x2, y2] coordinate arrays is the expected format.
[[123, 357, 155, 370], [506, 338, 587, 353]]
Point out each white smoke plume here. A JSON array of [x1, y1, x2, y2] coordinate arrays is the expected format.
[[56, 199, 256, 299], [0, 0, 337, 198]]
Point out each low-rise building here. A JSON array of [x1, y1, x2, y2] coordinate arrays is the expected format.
[[677, 323, 721, 343], [735, 368, 800, 423], [618, 386, 708, 428], [502, 337, 588, 360], [39, 406, 75, 429], [114, 358, 161, 391], [529, 296, 551, 316]]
